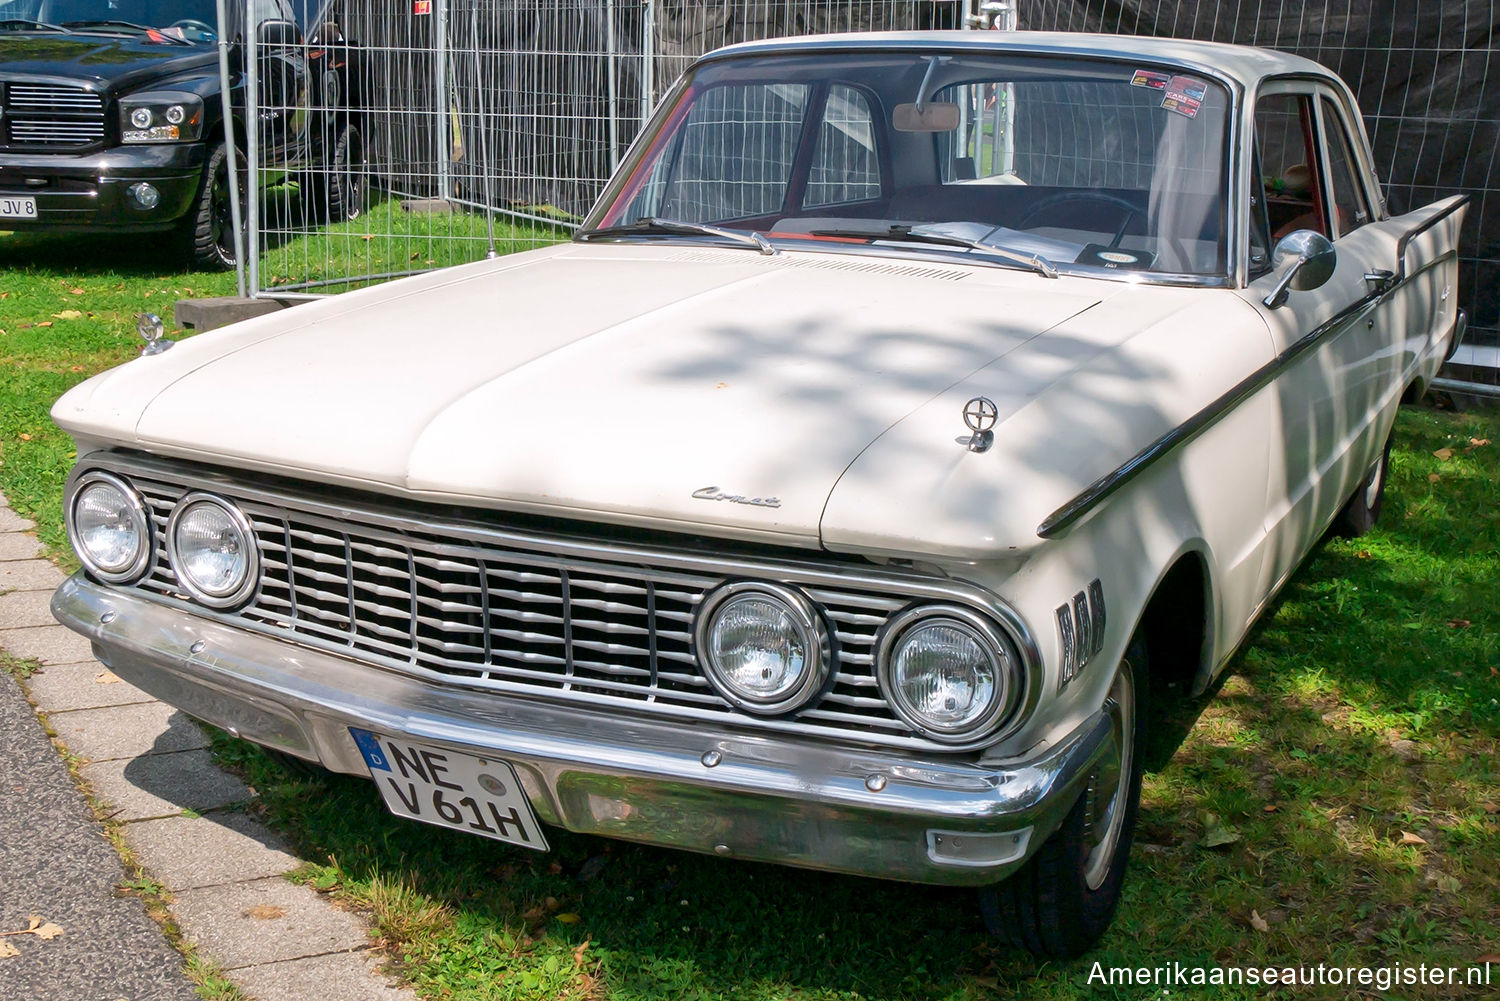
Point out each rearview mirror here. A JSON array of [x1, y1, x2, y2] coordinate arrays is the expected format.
[[1262, 230, 1336, 308], [893, 102, 960, 132]]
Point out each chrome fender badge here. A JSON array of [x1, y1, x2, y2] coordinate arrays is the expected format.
[[692, 486, 782, 509]]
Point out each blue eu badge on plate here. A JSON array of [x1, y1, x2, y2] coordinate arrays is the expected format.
[[350, 728, 391, 771]]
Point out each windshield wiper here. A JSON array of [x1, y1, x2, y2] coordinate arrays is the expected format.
[[581, 216, 777, 256], [61, 19, 191, 43], [0, 18, 73, 32], [811, 224, 1058, 278]]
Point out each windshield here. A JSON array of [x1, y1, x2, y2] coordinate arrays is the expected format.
[[584, 50, 1232, 279], [0, 0, 223, 40]]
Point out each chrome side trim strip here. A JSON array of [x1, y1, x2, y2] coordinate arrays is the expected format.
[[1037, 195, 1470, 540]]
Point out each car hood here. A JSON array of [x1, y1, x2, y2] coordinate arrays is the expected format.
[[0, 34, 215, 91], [55, 243, 1116, 547]]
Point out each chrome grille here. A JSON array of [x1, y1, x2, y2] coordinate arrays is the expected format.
[[113, 464, 976, 750], [1, 82, 106, 150]]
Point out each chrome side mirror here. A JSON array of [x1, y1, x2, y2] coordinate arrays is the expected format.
[[1263, 230, 1336, 309]]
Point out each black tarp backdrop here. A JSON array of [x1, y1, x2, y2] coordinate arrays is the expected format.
[[1017, 0, 1500, 364]]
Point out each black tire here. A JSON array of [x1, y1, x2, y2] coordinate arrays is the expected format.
[[178, 140, 237, 271], [310, 123, 367, 223], [979, 635, 1146, 958], [1331, 435, 1392, 537]]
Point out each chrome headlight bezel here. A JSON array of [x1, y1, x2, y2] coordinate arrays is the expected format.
[[875, 604, 1024, 744], [166, 492, 260, 608], [693, 581, 832, 716], [66, 470, 153, 585]]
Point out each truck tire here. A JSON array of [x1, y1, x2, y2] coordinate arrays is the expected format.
[[310, 123, 366, 224], [978, 634, 1146, 958], [179, 139, 237, 272]]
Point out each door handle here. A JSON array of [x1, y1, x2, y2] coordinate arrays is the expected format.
[[1363, 268, 1395, 294]]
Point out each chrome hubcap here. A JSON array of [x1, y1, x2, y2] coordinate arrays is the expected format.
[[1083, 660, 1135, 891]]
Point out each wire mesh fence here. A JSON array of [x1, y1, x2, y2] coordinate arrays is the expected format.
[[239, 0, 967, 296], [1014, 0, 1500, 392]]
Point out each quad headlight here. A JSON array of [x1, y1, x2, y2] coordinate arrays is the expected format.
[[67, 472, 152, 584], [120, 92, 204, 143], [167, 493, 259, 607], [877, 605, 1023, 743], [694, 582, 830, 715]]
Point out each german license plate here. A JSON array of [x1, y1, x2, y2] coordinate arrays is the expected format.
[[0, 196, 37, 220], [349, 728, 548, 850]]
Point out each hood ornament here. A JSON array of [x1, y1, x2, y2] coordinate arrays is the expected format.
[[962, 396, 997, 452], [137, 313, 174, 356], [692, 486, 781, 509]]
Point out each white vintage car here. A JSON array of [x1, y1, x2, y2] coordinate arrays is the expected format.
[[51, 32, 1466, 956]]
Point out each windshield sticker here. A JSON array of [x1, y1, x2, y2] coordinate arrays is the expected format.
[[1130, 69, 1172, 91], [1077, 245, 1155, 270], [1161, 75, 1208, 118]]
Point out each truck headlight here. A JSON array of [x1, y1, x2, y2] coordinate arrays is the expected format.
[[67, 472, 152, 584], [878, 606, 1022, 743], [167, 494, 258, 607], [694, 582, 830, 715], [121, 92, 204, 143]]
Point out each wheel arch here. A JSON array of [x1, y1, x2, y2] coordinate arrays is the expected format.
[[1133, 546, 1215, 697]]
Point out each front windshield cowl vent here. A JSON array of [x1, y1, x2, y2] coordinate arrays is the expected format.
[[661, 249, 971, 282]]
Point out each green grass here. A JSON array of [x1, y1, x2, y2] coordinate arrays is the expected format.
[[2, 227, 1498, 1000]]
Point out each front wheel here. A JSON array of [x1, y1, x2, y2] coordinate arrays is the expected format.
[[979, 635, 1146, 958], [178, 139, 237, 271]]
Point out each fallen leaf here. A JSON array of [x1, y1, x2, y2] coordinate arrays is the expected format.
[[68, 365, 83, 373], [361, 234, 375, 241], [1477, 953, 1500, 964], [34, 321, 51, 328], [572, 938, 591, 967], [1250, 909, 1270, 932], [31, 922, 62, 941], [1399, 831, 1428, 846], [1447, 619, 1471, 629], [1467, 438, 1491, 451], [52, 310, 82, 320], [1263, 804, 1279, 813], [69, 288, 84, 295], [0, 940, 18, 959], [18, 433, 31, 441], [1433, 447, 1455, 460], [1428, 473, 1441, 483], [1355, 549, 1371, 559], [243, 905, 285, 920], [1201, 815, 1241, 848], [1436, 874, 1462, 893], [555, 912, 582, 925], [1482, 802, 1499, 814]]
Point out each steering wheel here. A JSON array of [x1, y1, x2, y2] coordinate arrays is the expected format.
[[1017, 191, 1141, 249], [169, 18, 216, 40]]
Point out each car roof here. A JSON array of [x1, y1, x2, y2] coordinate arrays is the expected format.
[[700, 30, 1340, 93]]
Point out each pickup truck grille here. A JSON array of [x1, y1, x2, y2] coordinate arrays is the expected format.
[[108, 463, 982, 751], [1, 83, 106, 150]]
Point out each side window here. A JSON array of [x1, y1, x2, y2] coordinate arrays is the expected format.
[[1320, 97, 1372, 237], [656, 84, 810, 223], [804, 85, 882, 209], [1253, 92, 1327, 250]]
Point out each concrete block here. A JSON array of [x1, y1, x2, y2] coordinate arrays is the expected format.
[[48, 702, 209, 763], [0, 623, 94, 665], [399, 198, 454, 214], [122, 813, 298, 891], [24, 660, 153, 713], [0, 589, 56, 629], [0, 558, 67, 592], [83, 750, 253, 821], [230, 950, 416, 1001], [175, 296, 293, 333], [0, 533, 42, 561], [173, 877, 370, 970], [0, 507, 35, 532]]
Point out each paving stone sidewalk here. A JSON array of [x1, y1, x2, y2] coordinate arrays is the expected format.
[[0, 494, 415, 1001]]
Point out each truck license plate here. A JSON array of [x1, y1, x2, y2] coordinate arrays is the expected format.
[[349, 728, 548, 850], [0, 196, 38, 219]]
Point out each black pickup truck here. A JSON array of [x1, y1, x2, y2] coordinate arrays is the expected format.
[[0, 0, 363, 269]]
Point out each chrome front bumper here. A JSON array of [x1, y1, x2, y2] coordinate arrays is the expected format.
[[52, 575, 1110, 886]]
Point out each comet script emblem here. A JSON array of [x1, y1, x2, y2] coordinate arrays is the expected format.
[[691, 486, 782, 509]]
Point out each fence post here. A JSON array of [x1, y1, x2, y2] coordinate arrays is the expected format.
[[215, 0, 245, 298], [435, 0, 451, 200], [642, 0, 655, 115], [244, 0, 259, 298], [606, 0, 619, 170], [470, 0, 497, 257]]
